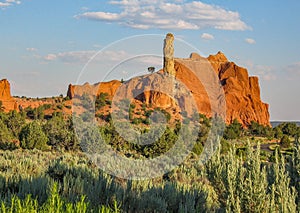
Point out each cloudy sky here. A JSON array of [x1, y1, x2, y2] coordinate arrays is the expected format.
[[1, 0, 300, 121]]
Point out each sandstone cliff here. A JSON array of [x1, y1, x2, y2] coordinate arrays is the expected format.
[[68, 52, 270, 126], [0, 79, 17, 112], [66, 36, 270, 126], [207, 52, 270, 126], [0, 79, 12, 100]]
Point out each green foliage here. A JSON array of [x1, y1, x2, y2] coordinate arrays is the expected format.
[[274, 126, 283, 139], [25, 106, 45, 120], [6, 110, 26, 137], [95, 93, 110, 110], [131, 117, 142, 125], [0, 183, 117, 212], [223, 119, 242, 140], [207, 142, 297, 212], [276, 122, 300, 141], [44, 115, 76, 150], [192, 142, 203, 155], [0, 119, 15, 150], [0, 109, 299, 212], [0, 142, 299, 212], [280, 122, 298, 137], [19, 121, 49, 150], [280, 135, 291, 148]]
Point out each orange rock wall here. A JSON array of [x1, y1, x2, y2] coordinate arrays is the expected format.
[[67, 52, 270, 126]]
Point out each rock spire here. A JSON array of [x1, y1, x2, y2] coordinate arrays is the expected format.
[[163, 33, 176, 76]]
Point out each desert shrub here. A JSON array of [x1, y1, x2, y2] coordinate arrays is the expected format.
[[95, 92, 109, 110], [19, 121, 49, 150], [280, 122, 298, 136], [0, 119, 15, 150], [223, 119, 242, 140], [274, 126, 283, 139], [280, 135, 291, 148], [5, 110, 25, 137], [0, 142, 298, 212], [192, 142, 203, 155], [43, 115, 75, 150]]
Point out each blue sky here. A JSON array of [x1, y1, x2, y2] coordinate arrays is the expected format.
[[0, 0, 300, 121]]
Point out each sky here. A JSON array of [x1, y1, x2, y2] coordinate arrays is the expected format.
[[0, 0, 300, 121]]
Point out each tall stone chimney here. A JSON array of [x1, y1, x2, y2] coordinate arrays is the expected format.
[[163, 33, 176, 76]]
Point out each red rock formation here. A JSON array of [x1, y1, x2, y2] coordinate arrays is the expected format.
[[0, 79, 12, 100], [67, 80, 122, 99], [0, 79, 61, 113], [67, 52, 270, 127], [0, 79, 17, 111], [207, 52, 270, 126]]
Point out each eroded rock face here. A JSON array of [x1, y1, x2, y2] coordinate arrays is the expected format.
[[207, 52, 270, 126], [0, 79, 12, 100], [67, 52, 270, 126], [0, 79, 17, 112], [67, 80, 122, 99]]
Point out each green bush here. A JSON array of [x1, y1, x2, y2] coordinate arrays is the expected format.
[[44, 115, 75, 150], [223, 119, 242, 140], [0, 119, 15, 150], [280, 135, 291, 148], [19, 121, 49, 150]]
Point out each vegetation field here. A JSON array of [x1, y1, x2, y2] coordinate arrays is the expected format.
[[0, 107, 299, 212]]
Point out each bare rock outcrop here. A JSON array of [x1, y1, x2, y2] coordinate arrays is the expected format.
[[67, 35, 270, 127], [0, 79, 12, 100], [207, 52, 270, 126], [163, 33, 176, 76]]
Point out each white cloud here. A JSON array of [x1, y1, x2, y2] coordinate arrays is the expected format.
[[245, 38, 256, 44], [0, 2, 10, 7], [75, 0, 250, 31], [6, 0, 21, 4], [42, 50, 131, 64], [26, 47, 38, 52], [0, 0, 21, 7], [201, 33, 214, 40], [77, 12, 122, 21], [44, 54, 57, 61]]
